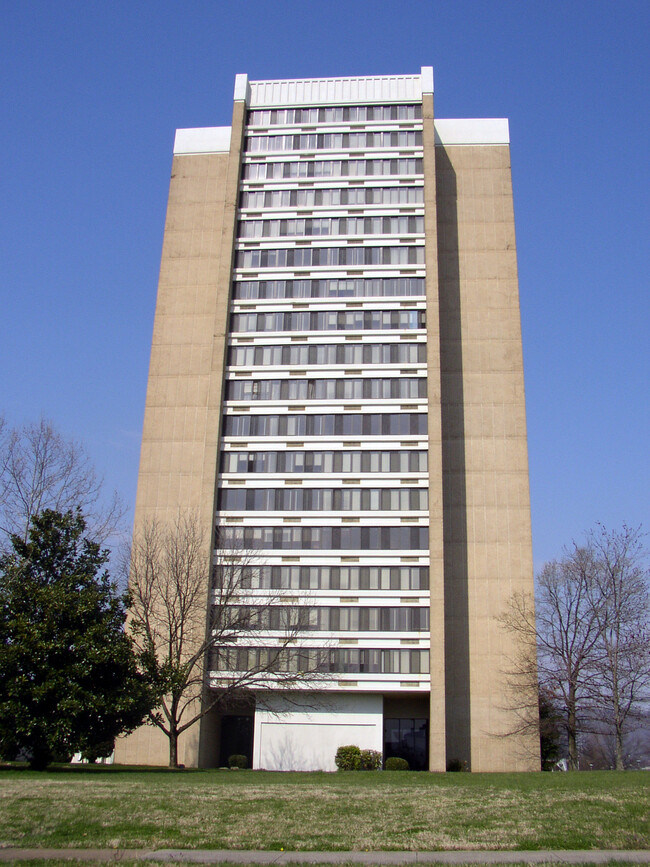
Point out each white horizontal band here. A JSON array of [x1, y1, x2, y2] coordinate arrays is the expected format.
[[173, 118, 509, 155], [173, 126, 231, 155]]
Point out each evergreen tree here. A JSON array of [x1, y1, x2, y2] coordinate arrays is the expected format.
[[0, 510, 153, 768]]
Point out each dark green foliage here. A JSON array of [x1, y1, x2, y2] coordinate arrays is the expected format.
[[385, 756, 409, 770], [360, 748, 382, 770], [446, 758, 464, 772], [0, 510, 154, 768], [80, 739, 116, 764], [335, 744, 361, 770], [539, 686, 562, 770], [228, 754, 248, 769]]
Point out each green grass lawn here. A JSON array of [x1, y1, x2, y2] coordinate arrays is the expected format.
[[0, 766, 647, 852]]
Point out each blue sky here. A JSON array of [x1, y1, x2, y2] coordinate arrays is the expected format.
[[2, 1, 648, 568]]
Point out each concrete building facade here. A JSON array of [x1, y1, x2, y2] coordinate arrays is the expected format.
[[114, 69, 539, 772]]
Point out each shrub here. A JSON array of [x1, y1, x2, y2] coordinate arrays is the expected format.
[[446, 758, 468, 772], [335, 744, 362, 770], [81, 739, 114, 764], [360, 749, 382, 770], [228, 754, 248, 769], [385, 756, 409, 770]]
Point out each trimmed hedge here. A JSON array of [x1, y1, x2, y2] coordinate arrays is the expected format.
[[385, 756, 409, 770], [335, 745, 361, 770], [228, 754, 248, 769], [360, 749, 382, 770], [335, 745, 382, 770]]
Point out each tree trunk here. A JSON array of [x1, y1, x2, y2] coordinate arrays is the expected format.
[[567, 697, 578, 770], [615, 726, 625, 770], [169, 729, 178, 768], [567, 728, 578, 770], [612, 684, 625, 770], [29, 744, 52, 771]]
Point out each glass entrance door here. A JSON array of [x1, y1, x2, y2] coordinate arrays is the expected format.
[[219, 715, 254, 768], [383, 717, 428, 770]]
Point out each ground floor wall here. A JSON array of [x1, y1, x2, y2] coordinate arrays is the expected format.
[[115, 691, 433, 770], [114, 715, 201, 768], [116, 688, 536, 771], [253, 693, 384, 771]]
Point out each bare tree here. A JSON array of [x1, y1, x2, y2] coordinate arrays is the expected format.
[[579, 721, 650, 771], [586, 525, 650, 770], [0, 417, 124, 545], [580, 727, 618, 769], [0, 415, 9, 476], [579, 723, 649, 770], [127, 516, 324, 767], [0, 415, 13, 513], [502, 545, 603, 769], [502, 526, 650, 771]]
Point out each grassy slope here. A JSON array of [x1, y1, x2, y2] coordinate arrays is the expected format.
[[0, 767, 647, 852]]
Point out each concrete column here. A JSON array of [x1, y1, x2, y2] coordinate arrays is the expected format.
[[115, 96, 247, 769], [422, 91, 447, 772], [437, 143, 539, 771]]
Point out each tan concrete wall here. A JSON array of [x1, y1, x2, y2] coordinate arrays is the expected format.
[[114, 102, 246, 767], [422, 92, 447, 772], [116, 89, 538, 772], [436, 144, 539, 771]]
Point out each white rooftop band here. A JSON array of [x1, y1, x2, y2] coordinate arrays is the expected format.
[[245, 69, 432, 108], [173, 118, 509, 156], [173, 70, 508, 154]]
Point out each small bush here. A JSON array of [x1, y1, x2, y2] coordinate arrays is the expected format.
[[446, 758, 468, 772], [81, 739, 115, 764], [360, 749, 382, 770], [385, 756, 409, 771], [335, 744, 362, 770], [228, 754, 248, 769]]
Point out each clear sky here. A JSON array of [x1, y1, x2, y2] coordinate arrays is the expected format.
[[1, 0, 648, 568]]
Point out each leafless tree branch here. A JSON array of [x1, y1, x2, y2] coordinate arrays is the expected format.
[[127, 516, 327, 767], [500, 526, 650, 770], [0, 416, 125, 546]]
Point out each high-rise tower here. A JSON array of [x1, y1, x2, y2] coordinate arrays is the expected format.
[[115, 69, 539, 772]]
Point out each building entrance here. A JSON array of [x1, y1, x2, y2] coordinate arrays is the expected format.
[[383, 717, 428, 770], [218, 715, 254, 768]]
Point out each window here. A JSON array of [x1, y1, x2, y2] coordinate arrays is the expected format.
[[223, 413, 401, 437], [232, 278, 425, 300], [240, 186, 424, 210], [235, 246, 425, 270], [219, 525, 429, 550], [228, 605, 429, 632], [244, 130, 422, 153], [238, 564, 429, 591], [211, 646, 429, 675], [241, 158, 423, 181], [246, 104, 423, 126], [237, 216, 424, 240], [229, 311, 424, 334], [217, 486, 427, 512], [226, 342, 427, 368]]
